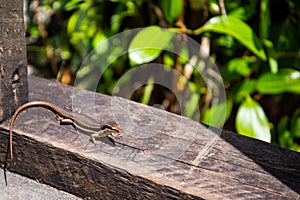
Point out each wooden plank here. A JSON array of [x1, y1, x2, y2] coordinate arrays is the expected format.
[[0, 0, 28, 122], [0, 75, 299, 199]]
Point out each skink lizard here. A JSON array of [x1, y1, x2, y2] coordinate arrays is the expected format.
[[9, 101, 121, 159]]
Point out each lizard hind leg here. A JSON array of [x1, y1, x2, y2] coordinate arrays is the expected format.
[[55, 114, 73, 124], [64, 106, 81, 113]]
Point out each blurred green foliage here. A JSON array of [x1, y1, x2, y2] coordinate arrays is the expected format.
[[25, 0, 300, 151]]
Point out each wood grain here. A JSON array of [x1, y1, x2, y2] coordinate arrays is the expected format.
[[0, 76, 299, 199], [0, 0, 28, 122]]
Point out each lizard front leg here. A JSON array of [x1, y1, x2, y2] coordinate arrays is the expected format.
[[90, 132, 106, 145], [90, 128, 121, 144]]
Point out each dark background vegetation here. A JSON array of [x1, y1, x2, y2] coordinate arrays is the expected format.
[[24, 0, 300, 151]]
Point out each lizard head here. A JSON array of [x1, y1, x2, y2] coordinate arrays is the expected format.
[[102, 121, 122, 138]]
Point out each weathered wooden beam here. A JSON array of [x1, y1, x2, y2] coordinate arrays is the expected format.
[[0, 76, 299, 199], [0, 0, 28, 122]]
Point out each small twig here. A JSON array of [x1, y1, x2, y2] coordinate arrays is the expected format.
[[218, 0, 227, 17], [33, 0, 57, 75], [146, 0, 168, 28], [175, 0, 188, 33]]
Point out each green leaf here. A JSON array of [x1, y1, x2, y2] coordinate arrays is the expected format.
[[290, 109, 300, 138], [160, 0, 183, 24], [111, 14, 122, 33], [236, 96, 271, 142], [257, 68, 300, 94], [67, 2, 91, 35], [64, 0, 83, 11], [184, 92, 200, 119], [141, 77, 154, 105], [235, 80, 257, 102], [129, 26, 175, 65], [92, 32, 108, 49], [259, 0, 271, 39], [203, 99, 232, 128], [263, 39, 278, 73], [28, 25, 40, 37], [292, 117, 300, 138], [229, 7, 247, 20], [194, 16, 266, 60], [278, 115, 289, 135], [269, 57, 278, 74], [227, 57, 252, 76], [279, 130, 293, 148]]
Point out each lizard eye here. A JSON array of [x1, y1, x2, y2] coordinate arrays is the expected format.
[[105, 122, 121, 132], [112, 126, 121, 132]]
